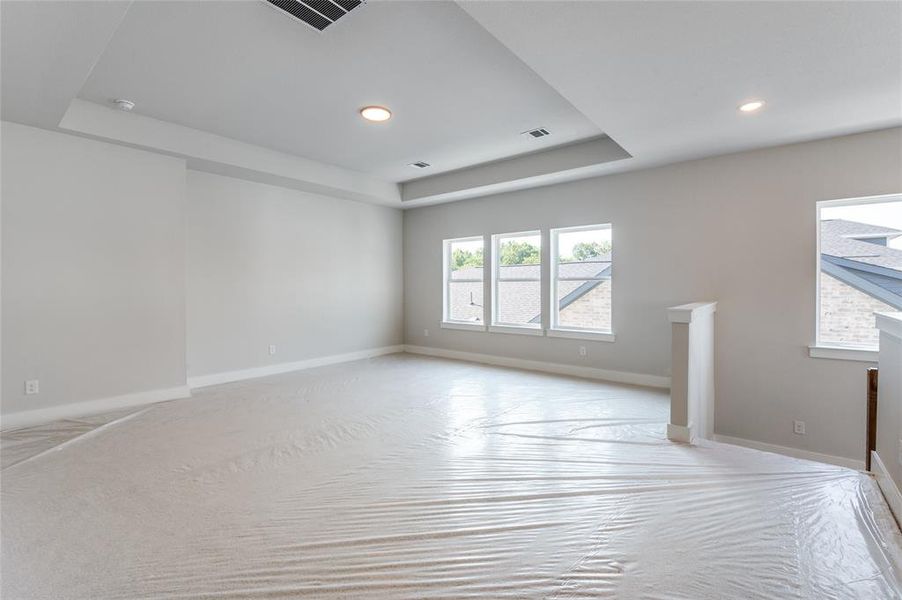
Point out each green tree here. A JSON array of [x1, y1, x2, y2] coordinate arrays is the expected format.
[[500, 240, 540, 265], [451, 247, 483, 271], [571, 241, 612, 261]]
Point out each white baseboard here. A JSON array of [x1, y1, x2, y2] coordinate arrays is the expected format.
[[871, 450, 902, 523], [667, 422, 694, 443], [188, 345, 405, 389], [1, 385, 192, 431], [403, 345, 671, 389], [713, 433, 864, 470]]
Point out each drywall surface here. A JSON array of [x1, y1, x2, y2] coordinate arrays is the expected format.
[[1, 121, 187, 415], [186, 170, 403, 378], [3, 354, 899, 598], [403, 127, 902, 462]]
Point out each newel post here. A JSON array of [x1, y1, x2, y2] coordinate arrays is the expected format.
[[667, 302, 717, 444]]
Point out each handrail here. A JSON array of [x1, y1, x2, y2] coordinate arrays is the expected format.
[[867, 367, 878, 471]]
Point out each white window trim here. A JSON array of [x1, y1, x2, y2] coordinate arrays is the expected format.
[[808, 344, 877, 362], [441, 321, 486, 332], [546, 328, 616, 342], [812, 193, 900, 358], [491, 230, 543, 332], [442, 235, 486, 330], [489, 324, 544, 336], [549, 223, 614, 337]]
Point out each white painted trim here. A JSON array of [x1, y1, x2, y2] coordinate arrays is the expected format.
[[488, 325, 544, 336], [667, 301, 717, 324], [666, 422, 694, 444], [876, 312, 902, 341], [404, 345, 670, 389], [188, 345, 405, 388], [808, 344, 878, 362], [713, 434, 864, 470], [871, 450, 902, 523], [1, 386, 192, 431], [817, 192, 902, 209], [441, 321, 486, 332], [547, 328, 615, 342]]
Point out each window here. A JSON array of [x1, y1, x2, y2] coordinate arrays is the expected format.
[[442, 236, 485, 330], [815, 194, 902, 355], [549, 224, 614, 340], [491, 231, 543, 334]]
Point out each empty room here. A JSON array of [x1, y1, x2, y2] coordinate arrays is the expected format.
[[2, 0, 902, 598]]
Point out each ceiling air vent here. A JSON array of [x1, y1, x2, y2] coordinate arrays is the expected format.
[[265, 0, 364, 32], [409, 161, 431, 169], [523, 127, 551, 139]]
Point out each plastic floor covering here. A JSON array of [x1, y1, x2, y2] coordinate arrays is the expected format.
[[2, 354, 900, 599]]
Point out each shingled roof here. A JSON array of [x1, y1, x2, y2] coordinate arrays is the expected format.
[[821, 219, 902, 309], [450, 258, 611, 324]]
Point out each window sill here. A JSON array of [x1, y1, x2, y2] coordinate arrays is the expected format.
[[489, 325, 544, 336], [808, 344, 877, 362], [547, 328, 616, 342], [441, 321, 486, 332]]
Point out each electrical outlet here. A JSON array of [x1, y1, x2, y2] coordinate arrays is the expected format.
[[578, 346, 587, 357], [793, 420, 806, 435], [424, 329, 430, 337], [25, 379, 39, 395], [268, 345, 276, 355]]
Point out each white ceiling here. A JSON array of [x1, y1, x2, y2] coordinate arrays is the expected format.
[[77, 0, 601, 182], [0, 0, 130, 127], [2, 0, 900, 207], [460, 0, 902, 169]]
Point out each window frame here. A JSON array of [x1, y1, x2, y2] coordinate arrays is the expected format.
[[490, 230, 544, 335], [441, 235, 487, 331], [811, 193, 901, 361], [548, 223, 615, 342]]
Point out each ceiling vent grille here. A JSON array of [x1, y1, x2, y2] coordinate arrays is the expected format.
[[409, 161, 431, 169], [523, 127, 551, 139], [265, 0, 363, 31]]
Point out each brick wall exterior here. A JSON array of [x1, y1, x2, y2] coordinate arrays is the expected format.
[[559, 280, 612, 331], [819, 273, 893, 347]]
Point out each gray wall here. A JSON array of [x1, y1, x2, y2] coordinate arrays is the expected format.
[[186, 170, 403, 377], [403, 127, 902, 461], [2, 122, 188, 414]]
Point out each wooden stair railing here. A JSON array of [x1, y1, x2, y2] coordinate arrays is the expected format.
[[867, 367, 878, 471]]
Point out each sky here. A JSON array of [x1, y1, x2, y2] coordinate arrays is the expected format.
[[822, 199, 902, 249]]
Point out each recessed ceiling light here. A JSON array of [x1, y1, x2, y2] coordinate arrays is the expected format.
[[738, 100, 765, 113], [112, 98, 135, 112], [360, 106, 392, 122]]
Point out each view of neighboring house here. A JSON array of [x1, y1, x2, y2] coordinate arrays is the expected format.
[[820, 219, 902, 347], [449, 220, 902, 346], [450, 256, 612, 329]]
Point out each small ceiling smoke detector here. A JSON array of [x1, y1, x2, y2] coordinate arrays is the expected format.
[[738, 100, 765, 113], [409, 161, 431, 169], [112, 99, 135, 112], [360, 106, 391, 122], [523, 127, 550, 138]]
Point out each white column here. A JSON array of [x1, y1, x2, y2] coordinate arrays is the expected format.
[[667, 302, 717, 443], [873, 312, 902, 520]]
